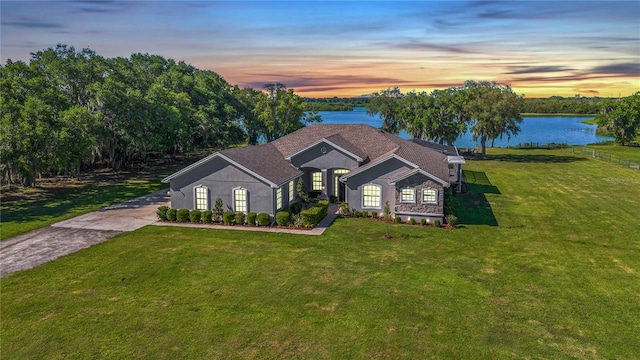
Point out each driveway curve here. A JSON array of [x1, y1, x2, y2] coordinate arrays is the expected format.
[[0, 189, 169, 277]]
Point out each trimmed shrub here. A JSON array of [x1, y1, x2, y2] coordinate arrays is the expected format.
[[156, 206, 169, 220], [394, 215, 402, 224], [177, 209, 190, 223], [445, 188, 455, 217], [257, 213, 271, 226], [409, 217, 416, 225], [363, 211, 369, 218], [202, 210, 213, 224], [276, 211, 291, 226], [235, 212, 246, 225], [213, 198, 224, 222], [420, 218, 427, 226], [371, 211, 378, 218], [189, 209, 202, 223], [166, 208, 177, 222], [223, 211, 235, 225], [434, 219, 441, 228], [290, 202, 303, 214], [299, 201, 329, 227], [446, 214, 458, 227], [338, 202, 351, 216], [246, 212, 257, 226], [297, 177, 310, 203], [292, 214, 303, 228]]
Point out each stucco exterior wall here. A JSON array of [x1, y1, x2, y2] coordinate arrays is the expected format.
[[344, 157, 411, 212], [168, 157, 275, 214]]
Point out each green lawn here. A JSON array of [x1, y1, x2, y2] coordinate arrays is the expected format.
[[581, 143, 640, 161], [2, 149, 639, 359], [0, 159, 196, 240]]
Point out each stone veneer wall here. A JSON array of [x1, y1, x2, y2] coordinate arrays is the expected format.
[[394, 176, 444, 215]]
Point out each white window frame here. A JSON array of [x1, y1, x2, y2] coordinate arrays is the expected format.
[[362, 184, 382, 209], [275, 187, 283, 210], [289, 180, 295, 203], [400, 188, 415, 203], [422, 188, 438, 204], [194, 185, 209, 210], [312, 171, 322, 191], [233, 187, 248, 213]]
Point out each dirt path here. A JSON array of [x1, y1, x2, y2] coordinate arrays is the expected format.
[[0, 189, 169, 277]]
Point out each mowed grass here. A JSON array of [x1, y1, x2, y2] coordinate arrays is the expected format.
[[0, 157, 199, 240], [2, 148, 640, 359], [0, 179, 165, 240], [582, 143, 640, 161]]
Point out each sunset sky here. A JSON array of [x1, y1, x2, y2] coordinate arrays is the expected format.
[[2, 1, 639, 98]]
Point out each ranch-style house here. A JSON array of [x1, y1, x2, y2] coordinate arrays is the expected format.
[[162, 124, 465, 222]]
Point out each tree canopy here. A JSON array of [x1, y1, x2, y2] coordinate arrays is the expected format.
[[464, 80, 524, 155], [363, 82, 523, 154], [253, 83, 320, 143], [1, 45, 316, 186], [595, 92, 640, 146]]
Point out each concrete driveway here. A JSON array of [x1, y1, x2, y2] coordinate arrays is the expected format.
[[0, 189, 169, 277]]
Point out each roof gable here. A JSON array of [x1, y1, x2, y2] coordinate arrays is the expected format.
[[162, 144, 301, 187], [285, 137, 364, 162]]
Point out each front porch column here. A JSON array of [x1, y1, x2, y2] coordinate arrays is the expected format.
[[321, 169, 328, 198]]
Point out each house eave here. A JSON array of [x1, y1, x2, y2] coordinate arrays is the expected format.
[[161, 152, 221, 183], [388, 168, 449, 187], [161, 151, 285, 188], [340, 154, 418, 180]]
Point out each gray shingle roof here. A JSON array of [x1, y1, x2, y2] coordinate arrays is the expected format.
[[273, 124, 450, 183], [163, 124, 452, 186], [219, 143, 302, 186], [410, 139, 459, 156]]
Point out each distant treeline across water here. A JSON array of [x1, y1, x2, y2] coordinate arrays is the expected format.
[[304, 96, 605, 114], [317, 108, 613, 149]]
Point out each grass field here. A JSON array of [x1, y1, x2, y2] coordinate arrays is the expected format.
[[581, 143, 640, 160], [2, 148, 639, 359], [0, 158, 198, 240]]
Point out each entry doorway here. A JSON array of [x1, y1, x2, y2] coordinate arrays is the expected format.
[[333, 169, 349, 202]]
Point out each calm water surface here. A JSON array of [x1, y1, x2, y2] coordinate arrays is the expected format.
[[318, 108, 613, 149]]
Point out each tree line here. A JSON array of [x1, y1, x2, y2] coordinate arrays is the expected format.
[[365, 81, 524, 155], [521, 96, 604, 114], [1, 45, 318, 186], [303, 95, 609, 115], [302, 97, 370, 111]]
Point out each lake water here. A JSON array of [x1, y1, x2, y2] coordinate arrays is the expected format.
[[317, 107, 613, 149]]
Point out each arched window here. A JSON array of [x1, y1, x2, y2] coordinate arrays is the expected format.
[[422, 188, 438, 204], [194, 186, 209, 210], [362, 184, 382, 209], [233, 187, 248, 213]]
